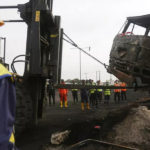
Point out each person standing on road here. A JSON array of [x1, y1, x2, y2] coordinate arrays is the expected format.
[[47, 79, 55, 106], [114, 80, 121, 103], [59, 79, 68, 108], [80, 80, 90, 111], [89, 80, 97, 107], [96, 80, 103, 104], [120, 82, 127, 101], [104, 82, 111, 104], [71, 81, 78, 104]]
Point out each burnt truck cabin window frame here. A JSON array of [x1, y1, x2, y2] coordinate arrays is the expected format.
[[121, 14, 150, 36]]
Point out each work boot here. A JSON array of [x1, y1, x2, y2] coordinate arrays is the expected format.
[[65, 101, 68, 108], [60, 101, 63, 108], [81, 102, 84, 111], [86, 103, 90, 110]]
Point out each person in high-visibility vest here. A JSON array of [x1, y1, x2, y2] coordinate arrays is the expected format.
[[59, 79, 68, 108], [0, 63, 16, 150], [71, 81, 78, 104], [114, 80, 121, 103], [120, 82, 127, 101], [89, 80, 97, 107], [104, 82, 111, 104], [96, 80, 103, 104], [80, 80, 90, 111]]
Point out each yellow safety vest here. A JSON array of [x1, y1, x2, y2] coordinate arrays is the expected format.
[[104, 89, 111, 95], [97, 89, 102, 92], [0, 63, 11, 78], [9, 133, 15, 144], [90, 82, 96, 93], [72, 89, 78, 91]]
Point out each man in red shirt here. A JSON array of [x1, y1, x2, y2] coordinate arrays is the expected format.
[[59, 79, 68, 108]]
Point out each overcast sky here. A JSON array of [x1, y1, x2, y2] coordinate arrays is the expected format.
[[0, 0, 150, 82]]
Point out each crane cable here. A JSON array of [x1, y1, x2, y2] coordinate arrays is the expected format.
[[63, 32, 108, 69]]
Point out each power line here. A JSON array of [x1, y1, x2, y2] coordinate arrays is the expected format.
[[63, 32, 108, 69]]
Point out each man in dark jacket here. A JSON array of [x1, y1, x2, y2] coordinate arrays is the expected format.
[[80, 80, 90, 111], [71, 80, 78, 104], [47, 79, 55, 105]]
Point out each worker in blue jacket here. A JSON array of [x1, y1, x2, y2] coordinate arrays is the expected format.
[[80, 80, 90, 111], [0, 63, 16, 150]]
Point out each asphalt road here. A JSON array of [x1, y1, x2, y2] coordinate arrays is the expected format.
[[16, 89, 149, 150]]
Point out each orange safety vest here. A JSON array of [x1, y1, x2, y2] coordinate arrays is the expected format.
[[120, 82, 127, 91], [59, 83, 68, 95], [114, 83, 121, 92], [59, 88, 68, 95]]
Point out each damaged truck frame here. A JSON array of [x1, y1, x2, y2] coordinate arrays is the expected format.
[[109, 14, 150, 86]]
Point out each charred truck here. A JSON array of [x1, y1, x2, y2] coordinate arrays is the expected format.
[[0, 0, 63, 135], [109, 14, 150, 86]]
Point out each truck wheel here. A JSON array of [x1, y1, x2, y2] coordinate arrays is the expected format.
[[15, 80, 33, 137]]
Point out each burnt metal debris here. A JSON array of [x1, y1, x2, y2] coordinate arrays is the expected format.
[[68, 139, 138, 150], [109, 14, 150, 86]]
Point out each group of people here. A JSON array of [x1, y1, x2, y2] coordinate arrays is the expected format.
[[47, 79, 127, 111], [114, 80, 127, 103]]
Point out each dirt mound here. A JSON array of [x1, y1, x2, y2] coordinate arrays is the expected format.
[[41, 105, 150, 150], [110, 106, 150, 149]]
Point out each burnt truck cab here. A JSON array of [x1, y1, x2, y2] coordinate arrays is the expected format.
[[109, 14, 150, 86]]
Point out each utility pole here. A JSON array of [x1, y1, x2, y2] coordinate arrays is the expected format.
[[0, 37, 6, 63], [85, 73, 88, 80], [96, 71, 101, 83], [79, 49, 81, 81], [0, 38, 1, 58], [96, 71, 97, 82], [110, 74, 112, 85], [3, 37, 6, 63], [71, 46, 90, 82], [99, 71, 101, 81]]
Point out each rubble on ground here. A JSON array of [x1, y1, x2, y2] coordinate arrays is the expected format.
[[108, 106, 150, 149], [42, 105, 150, 150], [51, 130, 71, 145]]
